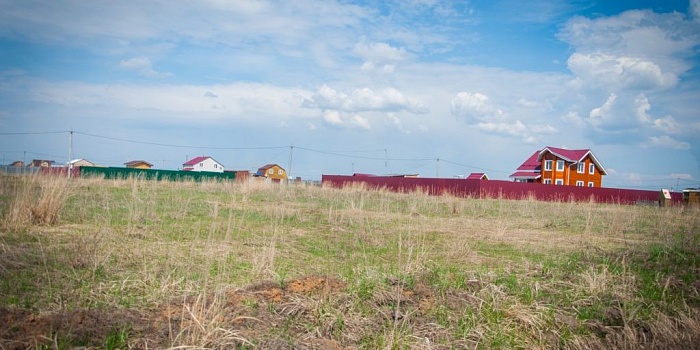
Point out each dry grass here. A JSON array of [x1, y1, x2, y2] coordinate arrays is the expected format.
[[0, 175, 698, 349]]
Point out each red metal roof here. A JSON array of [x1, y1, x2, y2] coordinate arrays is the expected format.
[[515, 151, 541, 172], [183, 156, 211, 166], [466, 172, 488, 180], [509, 171, 541, 179], [538, 146, 607, 175]]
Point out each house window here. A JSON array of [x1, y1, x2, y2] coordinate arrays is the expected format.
[[544, 160, 552, 171], [268, 169, 273, 174], [555, 179, 564, 185], [577, 163, 585, 173], [556, 160, 565, 172], [576, 180, 584, 186], [588, 182, 594, 187], [544, 179, 551, 184], [589, 164, 595, 174], [278, 169, 283, 175], [214, 164, 217, 168], [199, 163, 203, 167]]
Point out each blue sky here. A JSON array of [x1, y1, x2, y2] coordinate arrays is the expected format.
[[1, 0, 699, 190]]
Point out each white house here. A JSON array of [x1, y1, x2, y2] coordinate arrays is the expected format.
[[182, 156, 224, 173]]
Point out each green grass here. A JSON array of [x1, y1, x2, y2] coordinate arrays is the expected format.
[[1, 175, 699, 349]]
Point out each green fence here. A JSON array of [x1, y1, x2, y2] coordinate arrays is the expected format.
[[79, 166, 236, 182]]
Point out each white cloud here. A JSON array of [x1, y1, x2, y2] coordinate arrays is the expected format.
[[322, 110, 370, 130], [653, 115, 681, 134], [302, 85, 428, 114], [531, 124, 558, 134], [450, 92, 504, 122], [561, 111, 586, 128], [567, 53, 677, 90], [517, 98, 538, 108], [588, 93, 617, 126], [119, 57, 172, 79], [353, 38, 409, 64], [25, 79, 317, 124], [642, 135, 690, 150], [634, 94, 652, 123], [691, 0, 700, 21]]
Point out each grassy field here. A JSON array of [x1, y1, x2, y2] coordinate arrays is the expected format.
[[0, 174, 698, 349]]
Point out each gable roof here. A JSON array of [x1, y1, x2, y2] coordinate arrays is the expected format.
[[257, 163, 283, 172], [538, 146, 607, 175], [466, 172, 488, 180], [515, 151, 541, 172], [124, 160, 153, 167], [183, 156, 217, 166]]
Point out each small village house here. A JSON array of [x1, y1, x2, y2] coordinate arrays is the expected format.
[[510, 147, 606, 187], [68, 159, 96, 168], [28, 159, 55, 167], [124, 160, 154, 169], [182, 156, 224, 173], [466, 172, 489, 180], [256, 164, 287, 182], [10, 161, 25, 167]]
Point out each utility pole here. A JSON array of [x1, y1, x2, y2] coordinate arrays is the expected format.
[[288, 145, 294, 182], [436, 158, 440, 178], [68, 129, 73, 178]]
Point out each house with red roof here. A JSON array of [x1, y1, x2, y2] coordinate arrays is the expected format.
[[466, 172, 489, 180], [510, 147, 607, 187], [182, 156, 224, 173]]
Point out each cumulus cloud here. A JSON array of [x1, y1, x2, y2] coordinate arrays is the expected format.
[[353, 38, 409, 74], [642, 135, 690, 150], [562, 111, 586, 128], [567, 53, 677, 90], [653, 115, 682, 133], [691, 0, 700, 21], [322, 110, 370, 129], [450, 92, 504, 122], [302, 85, 428, 114], [588, 93, 617, 127], [119, 57, 172, 78], [353, 38, 409, 64]]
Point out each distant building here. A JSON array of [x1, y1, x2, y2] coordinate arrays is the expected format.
[[466, 172, 489, 180], [182, 156, 224, 173], [510, 146, 606, 187], [10, 161, 25, 167], [257, 164, 287, 182], [68, 159, 96, 168], [124, 160, 154, 169], [28, 159, 55, 167]]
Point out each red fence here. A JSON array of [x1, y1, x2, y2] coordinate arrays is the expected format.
[[321, 175, 683, 205]]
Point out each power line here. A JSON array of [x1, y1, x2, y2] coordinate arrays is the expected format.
[[0, 131, 69, 135]]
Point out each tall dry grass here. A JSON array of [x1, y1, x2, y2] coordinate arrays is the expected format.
[[2, 174, 74, 231]]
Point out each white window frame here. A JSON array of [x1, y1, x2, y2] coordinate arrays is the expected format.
[[544, 179, 551, 185], [577, 162, 585, 173], [588, 182, 594, 187], [555, 179, 564, 185], [544, 160, 552, 171], [556, 160, 565, 172], [576, 180, 584, 186], [589, 163, 595, 174], [268, 169, 273, 174], [278, 169, 283, 175]]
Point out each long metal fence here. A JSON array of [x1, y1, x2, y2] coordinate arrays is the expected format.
[[321, 175, 682, 205], [78, 166, 235, 181]]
